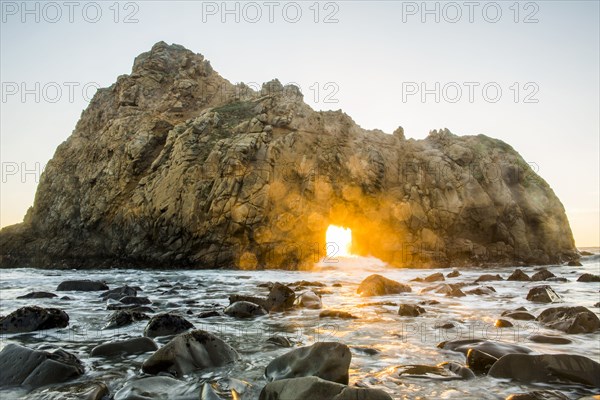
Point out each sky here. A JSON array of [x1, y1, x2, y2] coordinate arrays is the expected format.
[[1, 0, 598, 246]]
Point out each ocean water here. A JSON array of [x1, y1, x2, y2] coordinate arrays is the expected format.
[[0, 251, 599, 399]]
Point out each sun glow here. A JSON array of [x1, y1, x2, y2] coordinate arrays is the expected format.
[[326, 225, 352, 257]]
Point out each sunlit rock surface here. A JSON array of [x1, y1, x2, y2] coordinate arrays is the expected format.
[[0, 41, 578, 269]]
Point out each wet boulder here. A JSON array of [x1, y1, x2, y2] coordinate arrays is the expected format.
[[466, 348, 498, 375], [395, 363, 474, 380], [488, 353, 600, 388], [465, 286, 496, 296], [423, 272, 445, 282], [267, 335, 293, 347], [526, 285, 561, 303], [265, 342, 351, 384], [258, 376, 392, 400], [0, 344, 84, 389], [16, 291, 57, 299], [141, 330, 239, 377], [144, 313, 194, 337], [57, 280, 108, 291], [266, 283, 296, 311], [398, 304, 425, 317], [229, 294, 269, 310], [503, 311, 535, 320], [1, 306, 68, 333], [531, 268, 556, 281], [319, 310, 357, 319], [224, 301, 268, 318], [434, 284, 466, 297], [103, 310, 149, 329], [446, 270, 461, 278], [91, 337, 158, 357], [536, 306, 600, 334], [100, 285, 137, 300], [357, 274, 411, 296], [507, 269, 531, 281], [578, 273, 600, 282], [495, 319, 513, 328], [438, 339, 532, 358], [297, 291, 322, 309]]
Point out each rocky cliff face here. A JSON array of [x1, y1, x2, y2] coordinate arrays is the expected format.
[[0, 42, 578, 269]]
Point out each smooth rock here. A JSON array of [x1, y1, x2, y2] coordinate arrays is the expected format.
[[526, 285, 561, 303], [536, 306, 600, 334], [266, 283, 295, 311], [57, 280, 108, 291], [1, 306, 69, 333], [489, 353, 600, 388], [266, 335, 293, 347], [144, 313, 194, 337], [395, 363, 473, 380], [357, 274, 411, 297], [142, 330, 239, 377], [198, 310, 221, 318], [504, 311, 535, 320], [495, 319, 513, 328], [229, 294, 269, 310], [224, 301, 268, 318], [424, 272, 445, 282], [114, 376, 199, 400], [507, 269, 531, 281], [91, 337, 158, 357], [258, 376, 392, 400], [120, 296, 151, 305], [17, 291, 57, 299], [0, 344, 84, 389], [297, 291, 322, 309], [398, 304, 425, 317], [265, 342, 351, 384], [438, 339, 532, 358], [528, 335, 572, 345]]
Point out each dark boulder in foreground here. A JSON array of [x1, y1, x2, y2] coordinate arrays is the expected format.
[[488, 353, 600, 388], [536, 306, 600, 334], [0, 344, 84, 389], [144, 313, 194, 337], [265, 342, 351, 384], [224, 301, 268, 318], [57, 280, 108, 291], [526, 285, 561, 303], [0, 306, 68, 333], [142, 330, 239, 377], [91, 337, 158, 357], [16, 291, 57, 299], [357, 274, 411, 297], [259, 376, 393, 400], [466, 348, 498, 375]]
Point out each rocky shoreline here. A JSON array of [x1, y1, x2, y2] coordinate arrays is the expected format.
[[1, 258, 599, 399]]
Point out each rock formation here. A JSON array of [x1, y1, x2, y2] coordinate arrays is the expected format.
[[0, 41, 578, 269]]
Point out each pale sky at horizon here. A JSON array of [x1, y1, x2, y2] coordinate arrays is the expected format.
[[1, 0, 599, 246]]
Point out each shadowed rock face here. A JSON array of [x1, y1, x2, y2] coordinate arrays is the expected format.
[[0, 41, 577, 269]]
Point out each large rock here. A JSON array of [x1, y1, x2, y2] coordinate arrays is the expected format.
[[57, 280, 108, 291], [536, 306, 600, 334], [357, 274, 411, 296], [100, 285, 137, 300], [296, 291, 322, 309], [224, 301, 268, 318], [0, 42, 578, 270], [144, 313, 194, 337], [16, 291, 57, 299], [266, 283, 295, 311], [526, 285, 561, 303], [488, 353, 600, 388], [91, 337, 158, 357], [265, 342, 351, 384], [438, 339, 532, 358], [259, 376, 392, 400], [0, 344, 84, 389], [141, 330, 239, 377], [507, 269, 531, 281], [578, 273, 600, 282], [1, 306, 68, 333]]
